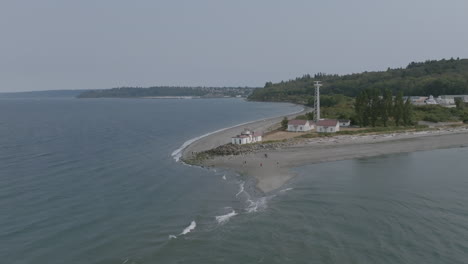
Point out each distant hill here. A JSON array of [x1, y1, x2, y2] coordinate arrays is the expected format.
[[249, 58, 468, 104], [77, 86, 257, 98], [0, 90, 89, 98]]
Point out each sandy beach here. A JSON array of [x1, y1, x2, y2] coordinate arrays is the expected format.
[[180, 110, 468, 193], [181, 106, 310, 159], [203, 128, 468, 192]]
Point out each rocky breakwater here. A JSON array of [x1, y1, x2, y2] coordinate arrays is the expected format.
[[183, 139, 299, 165]]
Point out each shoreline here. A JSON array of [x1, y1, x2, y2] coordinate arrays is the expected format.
[[175, 103, 468, 194], [202, 127, 468, 193], [176, 104, 309, 162]]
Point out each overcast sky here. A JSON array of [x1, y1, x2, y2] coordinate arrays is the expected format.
[[1, 0, 467, 92]]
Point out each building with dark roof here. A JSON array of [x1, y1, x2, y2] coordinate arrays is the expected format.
[[316, 119, 340, 133], [287, 120, 315, 132]]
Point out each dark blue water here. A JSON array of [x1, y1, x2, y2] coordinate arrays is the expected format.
[[1, 98, 468, 264]]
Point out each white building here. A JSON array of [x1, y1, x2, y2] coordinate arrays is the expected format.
[[287, 120, 315, 132], [440, 95, 468, 103], [425, 95, 438, 105], [231, 129, 263, 145], [338, 119, 351, 127], [405, 96, 428, 105], [316, 119, 340, 133], [436, 96, 455, 106]]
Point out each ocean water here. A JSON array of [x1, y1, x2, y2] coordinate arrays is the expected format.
[[1, 98, 468, 263]]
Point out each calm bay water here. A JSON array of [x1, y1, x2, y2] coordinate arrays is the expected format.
[[1, 98, 468, 264]]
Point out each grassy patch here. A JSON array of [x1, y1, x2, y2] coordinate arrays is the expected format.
[[299, 125, 432, 138], [413, 105, 465, 123]]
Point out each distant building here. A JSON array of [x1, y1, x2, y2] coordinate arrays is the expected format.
[[405, 95, 468, 107], [405, 96, 428, 105], [436, 96, 455, 106], [440, 95, 468, 103], [231, 129, 262, 145], [316, 119, 340, 133], [287, 120, 315, 132], [338, 119, 351, 127], [425, 95, 438, 105]]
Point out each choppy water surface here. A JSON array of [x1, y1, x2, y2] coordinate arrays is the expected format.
[[1, 98, 468, 263]]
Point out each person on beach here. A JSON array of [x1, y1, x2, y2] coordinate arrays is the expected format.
[[260, 163, 262, 167]]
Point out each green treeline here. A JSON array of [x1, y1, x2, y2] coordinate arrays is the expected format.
[[355, 88, 468, 126], [249, 58, 468, 104], [78, 86, 257, 98], [354, 89, 412, 127]]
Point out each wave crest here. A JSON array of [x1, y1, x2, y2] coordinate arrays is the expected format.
[[215, 210, 237, 224]]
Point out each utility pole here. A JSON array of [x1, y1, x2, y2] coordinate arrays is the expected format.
[[314, 81, 322, 122]]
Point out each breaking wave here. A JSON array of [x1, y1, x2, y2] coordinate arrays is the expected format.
[[246, 197, 271, 213], [279, 187, 294, 193], [235, 181, 245, 197], [215, 210, 237, 224], [181, 220, 197, 235], [169, 220, 197, 239]]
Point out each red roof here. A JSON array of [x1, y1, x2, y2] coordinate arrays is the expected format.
[[317, 119, 338, 127], [288, 119, 310, 126]]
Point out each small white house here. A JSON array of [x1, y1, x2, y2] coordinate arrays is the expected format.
[[316, 119, 340, 133], [425, 95, 438, 105], [287, 120, 315, 132], [436, 97, 455, 106], [231, 129, 263, 145], [338, 119, 351, 127]]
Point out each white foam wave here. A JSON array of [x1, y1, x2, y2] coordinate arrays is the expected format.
[[235, 182, 245, 197], [215, 210, 237, 224], [222, 174, 227, 180], [246, 197, 271, 213], [180, 220, 196, 235], [168, 220, 197, 239], [171, 106, 305, 162], [279, 187, 294, 193]]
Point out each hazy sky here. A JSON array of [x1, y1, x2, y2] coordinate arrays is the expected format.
[[1, 0, 468, 92]]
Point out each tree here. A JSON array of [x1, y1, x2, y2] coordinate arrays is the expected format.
[[369, 89, 380, 127], [394, 91, 405, 126], [354, 90, 368, 126], [455, 97, 464, 110], [281, 117, 289, 130], [355, 89, 372, 126], [403, 98, 413, 125], [381, 89, 393, 127]]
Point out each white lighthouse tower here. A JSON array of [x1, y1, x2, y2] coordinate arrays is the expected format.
[[314, 81, 322, 123]]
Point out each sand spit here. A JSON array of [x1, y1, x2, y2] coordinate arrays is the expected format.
[[203, 127, 468, 192], [179, 108, 468, 193], [180, 107, 309, 160]]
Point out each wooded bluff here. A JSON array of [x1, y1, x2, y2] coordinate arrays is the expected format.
[[248, 58, 468, 104]]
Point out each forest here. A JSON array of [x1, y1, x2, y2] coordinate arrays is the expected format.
[[78, 86, 256, 98], [248, 58, 468, 104]]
